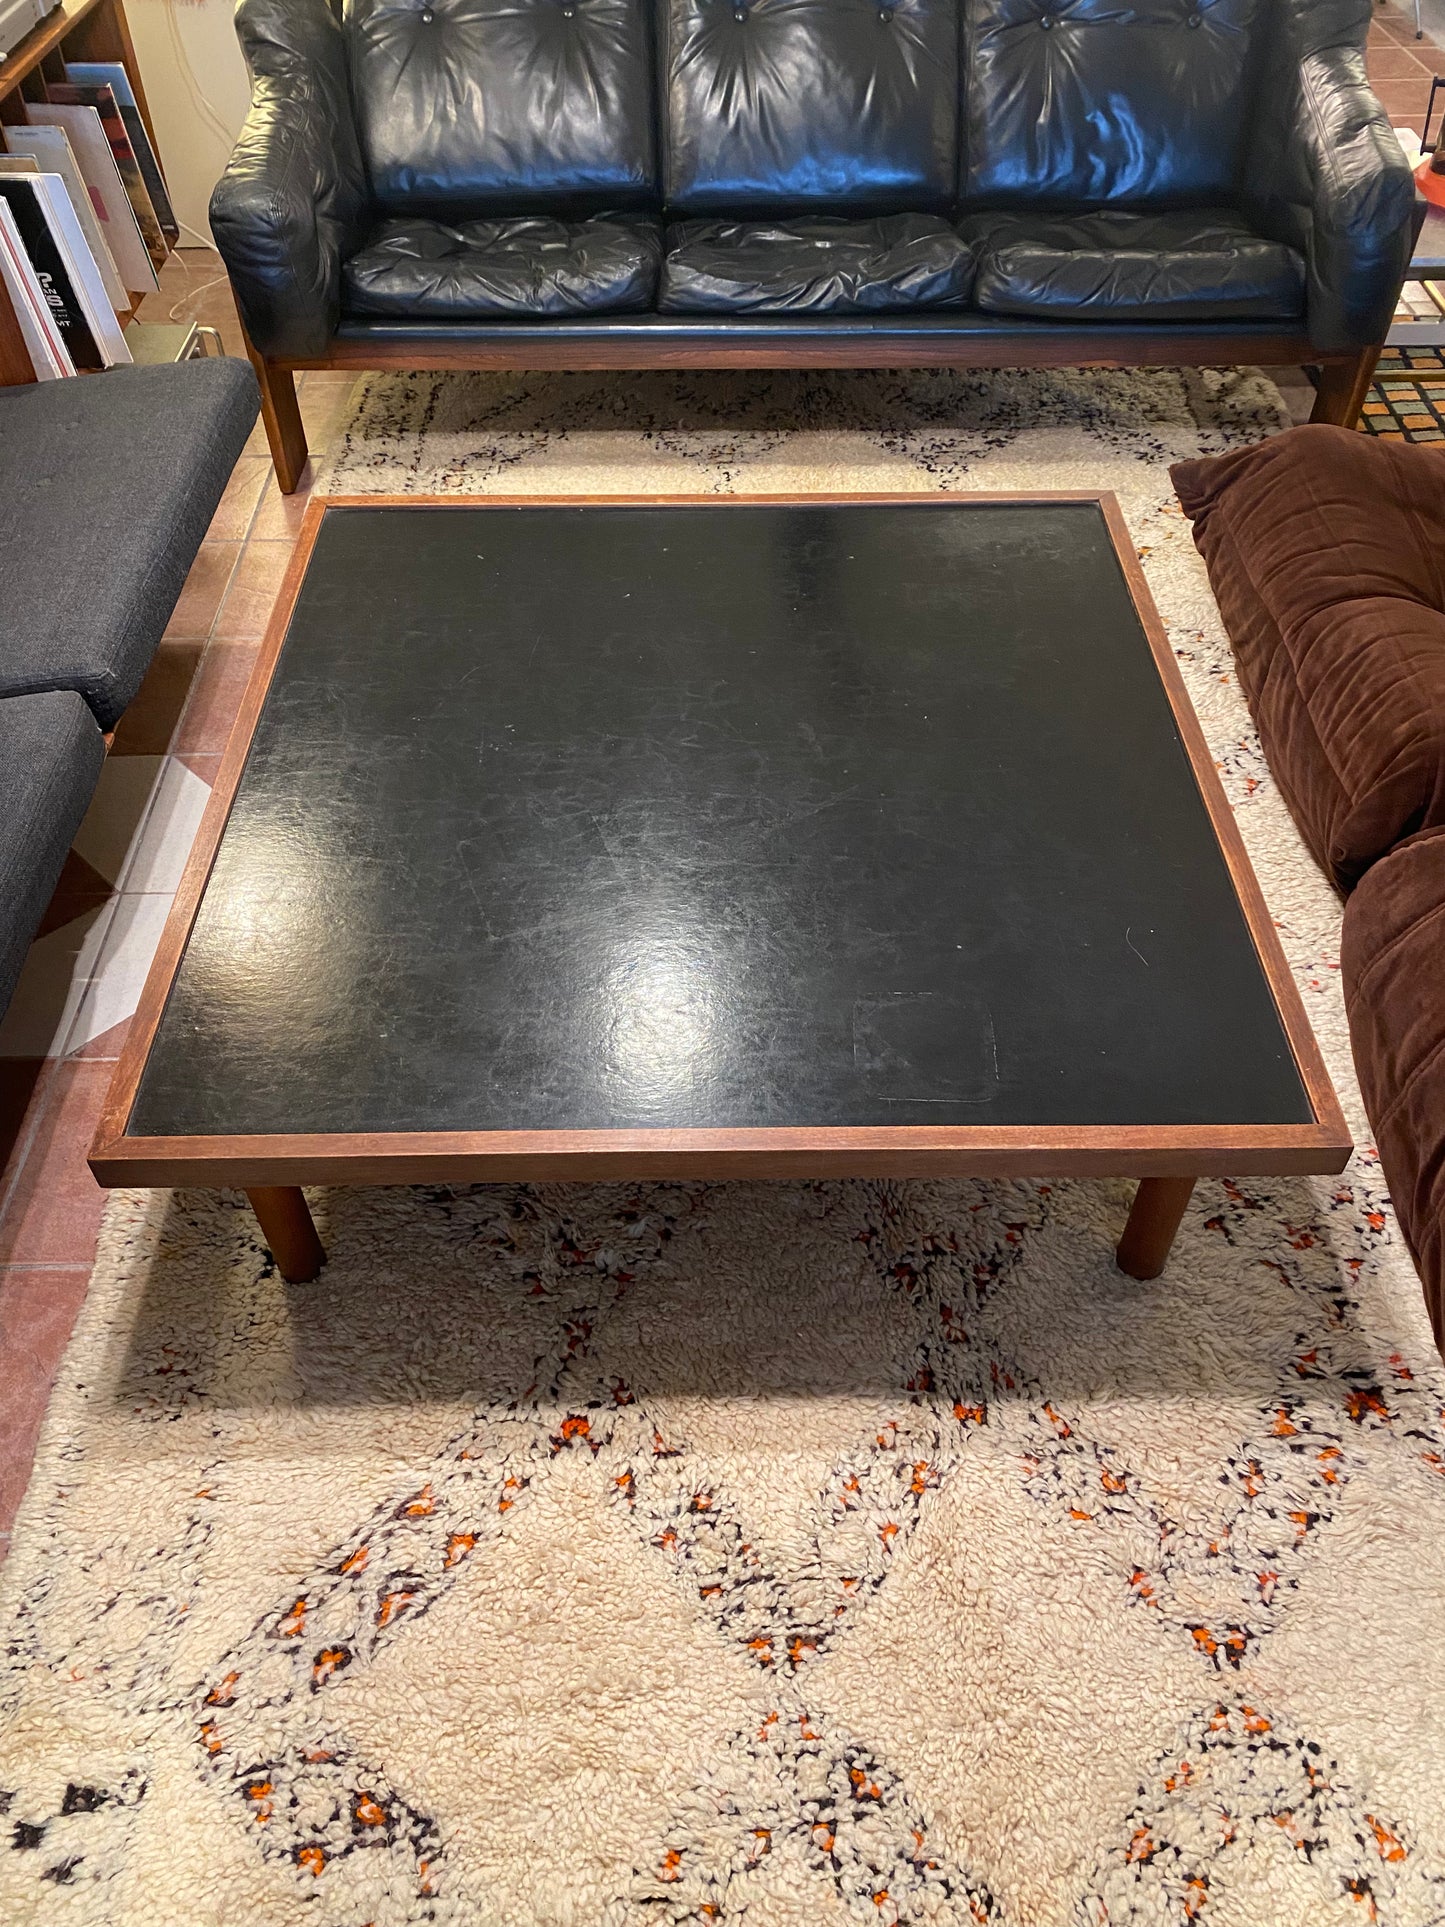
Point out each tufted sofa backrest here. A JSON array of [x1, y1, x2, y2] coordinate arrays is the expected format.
[[961, 0, 1269, 207], [342, 0, 1274, 218], [345, 0, 657, 213], [658, 0, 959, 214]]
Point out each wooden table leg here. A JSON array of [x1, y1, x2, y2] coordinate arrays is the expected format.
[[246, 1186, 325, 1282], [1116, 1176, 1196, 1281]]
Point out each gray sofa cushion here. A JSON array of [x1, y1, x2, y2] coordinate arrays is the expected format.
[[0, 358, 259, 730], [0, 690, 106, 1018]]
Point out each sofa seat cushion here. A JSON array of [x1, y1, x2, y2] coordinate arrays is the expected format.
[[0, 359, 260, 731], [1171, 427, 1445, 890], [960, 209, 1305, 322], [660, 215, 974, 315], [342, 215, 661, 319], [1342, 824, 1445, 1355], [0, 690, 106, 1019]]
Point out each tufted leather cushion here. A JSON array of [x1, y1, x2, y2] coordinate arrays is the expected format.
[[1342, 825, 1445, 1357], [660, 0, 957, 214], [342, 215, 661, 317], [660, 215, 974, 312], [963, 210, 1305, 321], [346, 0, 655, 215], [1171, 427, 1445, 891], [962, 0, 1266, 207]]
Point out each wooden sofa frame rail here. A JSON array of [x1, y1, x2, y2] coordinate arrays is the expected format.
[[245, 327, 1381, 492]]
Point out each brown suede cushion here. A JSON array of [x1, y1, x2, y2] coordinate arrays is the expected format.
[[1171, 426, 1445, 891], [1341, 823, 1445, 1354]]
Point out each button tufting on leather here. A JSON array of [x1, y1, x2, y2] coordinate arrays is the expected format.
[[1038, 11, 1053, 25], [1186, 10, 1202, 21], [419, 6, 433, 18], [878, 6, 894, 18], [732, 6, 745, 16]]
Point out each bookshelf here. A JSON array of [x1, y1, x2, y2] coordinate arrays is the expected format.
[[0, 0, 165, 384]]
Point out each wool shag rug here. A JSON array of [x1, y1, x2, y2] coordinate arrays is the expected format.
[[4, 368, 1445, 1927]]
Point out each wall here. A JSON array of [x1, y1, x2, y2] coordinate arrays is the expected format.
[[125, 0, 251, 244]]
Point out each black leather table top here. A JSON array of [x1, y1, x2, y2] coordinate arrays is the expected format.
[[130, 500, 1311, 1138]]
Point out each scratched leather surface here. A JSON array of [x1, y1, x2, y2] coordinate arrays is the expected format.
[[962, 0, 1265, 208], [660, 215, 975, 313], [130, 502, 1311, 1136], [347, 0, 656, 214], [961, 210, 1305, 323], [659, 0, 958, 214], [343, 215, 662, 318]]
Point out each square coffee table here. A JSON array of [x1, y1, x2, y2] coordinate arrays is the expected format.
[[91, 495, 1350, 1283]]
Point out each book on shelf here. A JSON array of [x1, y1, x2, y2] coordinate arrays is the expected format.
[[2, 122, 128, 313], [0, 174, 131, 370], [0, 175, 101, 371], [24, 100, 158, 297], [43, 82, 168, 274], [0, 199, 73, 378], [64, 63, 179, 249]]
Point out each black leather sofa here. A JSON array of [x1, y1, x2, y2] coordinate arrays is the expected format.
[[212, 0, 1418, 492]]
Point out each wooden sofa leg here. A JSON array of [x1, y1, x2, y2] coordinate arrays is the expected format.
[[1309, 346, 1381, 430], [244, 333, 308, 493]]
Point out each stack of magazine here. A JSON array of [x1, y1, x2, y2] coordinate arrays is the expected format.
[[0, 62, 179, 378]]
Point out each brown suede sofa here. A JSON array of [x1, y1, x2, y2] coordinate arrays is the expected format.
[[1172, 426, 1445, 1353]]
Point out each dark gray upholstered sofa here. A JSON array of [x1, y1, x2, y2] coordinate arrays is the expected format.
[[0, 357, 260, 1017]]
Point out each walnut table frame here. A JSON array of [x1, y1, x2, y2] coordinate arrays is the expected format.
[[91, 493, 1351, 1282]]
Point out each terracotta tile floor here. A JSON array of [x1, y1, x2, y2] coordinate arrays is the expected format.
[[1367, 0, 1445, 133], [0, 18, 1436, 1564]]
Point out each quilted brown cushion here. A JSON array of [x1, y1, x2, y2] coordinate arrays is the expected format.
[[1341, 824, 1445, 1354], [1171, 426, 1445, 891]]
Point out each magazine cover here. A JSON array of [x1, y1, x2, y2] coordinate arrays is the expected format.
[[25, 100, 159, 296], [3, 121, 128, 311], [0, 174, 102, 369], [45, 81, 168, 273], [64, 62, 179, 247], [0, 198, 72, 377]]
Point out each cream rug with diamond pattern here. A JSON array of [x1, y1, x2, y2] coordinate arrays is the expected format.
[[3, 366, 1444, 1927]]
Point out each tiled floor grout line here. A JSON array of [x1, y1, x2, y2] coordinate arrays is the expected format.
[[0, 1261, 97, 1273], [166, 572, 238, 759], [108, 761, 178, 904], [0, 1052, 67, 1233], [0, 1099, 47, 1230], [53, 891, 126, 1065]]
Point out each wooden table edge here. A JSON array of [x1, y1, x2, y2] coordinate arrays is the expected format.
[[89, 491, 1353, 1280], [1094, 494, 1351, 1157], [89, 1121, 1352, 1189]]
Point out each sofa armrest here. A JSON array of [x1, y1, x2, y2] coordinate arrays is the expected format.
[[1242, 37, 1417, 354], [209, 0, 368, 361]]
